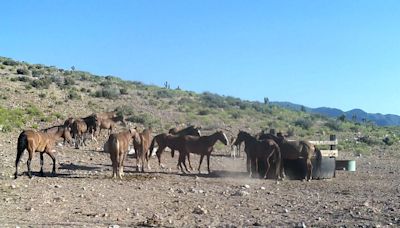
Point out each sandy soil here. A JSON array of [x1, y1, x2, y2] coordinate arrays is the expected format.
[[1, 132, 399, 227]]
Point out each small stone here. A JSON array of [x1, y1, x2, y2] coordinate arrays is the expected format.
[[193, 205, 207, 214], [243, 184, 250, 189], [260, 186, 266, 190]]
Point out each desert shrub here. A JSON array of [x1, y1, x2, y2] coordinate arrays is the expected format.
[[120, 87, 129, 95], [200, 92, 227, 108], [115, 106, 135, 116], [39, 93, 46, 99], [30, 77, 52, 89], [94, 87, 120, 99], [294, 118, 313, 130], [198, 109, 210, 116], [325, 120, 343, 131], [230, 111, 241, 119], [2, 59, 18, 66], [68, 90, 81, 100], [64, 77, 75, 86], [155, 89, 174, 99], [17, 68, 30, 75]]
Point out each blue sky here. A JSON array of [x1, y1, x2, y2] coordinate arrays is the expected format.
[[1, 1, 400, 115]]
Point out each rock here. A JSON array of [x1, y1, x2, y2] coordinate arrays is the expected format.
[[231, 190, 250, 197], [295, 222, 307, 228], [109, 225, 120, 228], [260, 186, 266, 190], [193, 205, 207, 215], [243, 184, 250, 189]]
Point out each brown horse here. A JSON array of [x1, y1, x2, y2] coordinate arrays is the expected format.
[[177, 131, 229, 174], [259, 133, 321, 181], [233, 131, 283, 180], [133, 127, 152, 172], [14, 126, 72, 179], [95, 111, 118, 120], [97, 115, 126, 136], [148, 126, 201, 168], [168, 125, 201, 157], [104, 128, 140, 179], [43, 125, 73, 146], [71, 114, 98, 149]]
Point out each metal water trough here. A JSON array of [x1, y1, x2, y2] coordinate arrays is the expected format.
[[259, 157, 336, 180]]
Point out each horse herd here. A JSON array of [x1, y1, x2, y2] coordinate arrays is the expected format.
[[14, 111, 322, 182]]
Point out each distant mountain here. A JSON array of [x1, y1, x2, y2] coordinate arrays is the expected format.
[[271, 102, 400, 126]]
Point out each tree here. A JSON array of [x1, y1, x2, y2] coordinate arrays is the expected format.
[[263, 97, 269, 106], [338, 114, 346, 122]]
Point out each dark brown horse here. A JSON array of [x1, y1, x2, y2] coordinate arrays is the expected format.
[[168, 125, 201, 157], [15, 126, 72, 179], [133, 127, 152, 172], [233, 131, 283, 180], [148, 126, 201, 168], [259, 133, 321, 181], [177, 131, 229, 174], [104, 128, 140, 179]]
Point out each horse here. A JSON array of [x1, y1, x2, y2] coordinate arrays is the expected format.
[[259, 133, 321, 181], [95, 111, 118, 120], [71, 114, 98, 149], [177, 131, 229, 174], [168, 125, 201, 157], [97, 115, 126, 136], [14, 126, 72, 179], [230, 136, 241, 158], [104, 128, 140, 179], [148, 126, 201, 168], [233, 131, 283, 180], [133, 127, 152, 172], [43, 125, 73, 146]]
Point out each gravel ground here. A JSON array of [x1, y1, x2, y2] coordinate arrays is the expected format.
[[1, 132, 399, 227]]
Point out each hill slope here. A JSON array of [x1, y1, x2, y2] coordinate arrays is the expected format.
[[271, 102, 400, 126]]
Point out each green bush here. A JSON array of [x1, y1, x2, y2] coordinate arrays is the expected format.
[[2, 59, 19, 66], [31, 77, 52, 89], [294, 118, 313, 130], [200, 92, 227, 108], [68, 90, 81, 100], [17, 68, 30, 75], [94, 87, 121, 99]]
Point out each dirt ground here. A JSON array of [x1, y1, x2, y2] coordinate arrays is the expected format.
[[1, 132, 399, 228]]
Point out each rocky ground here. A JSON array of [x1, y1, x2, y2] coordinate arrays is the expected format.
[[1, 131, 400, 228]]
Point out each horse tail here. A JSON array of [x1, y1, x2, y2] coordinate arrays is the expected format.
[[148, 135, 157, 159], [15, 131, 28, 178]]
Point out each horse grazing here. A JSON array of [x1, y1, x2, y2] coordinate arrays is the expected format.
[[148, 126, 201, 168], [177, 131, 229, 174], [104, 128, 140, 179], [259, 133, 321, 181], [233, 131, 283, 180], [133, 127, 152, 172], [14, 126, 72, 179]]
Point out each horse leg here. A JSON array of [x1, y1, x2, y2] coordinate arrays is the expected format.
[[263, 156, 271, 179], [206, 154, 211, 174], [306, 158, 313, 181], [187, 153, 193, 171], [156, 146, 165, 168], [177, 152, 186, 173], [46, 151, 57, 176], [27, 152, 33, 178], [198, 154, 205, 173], [40, 152, 45, 176]]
